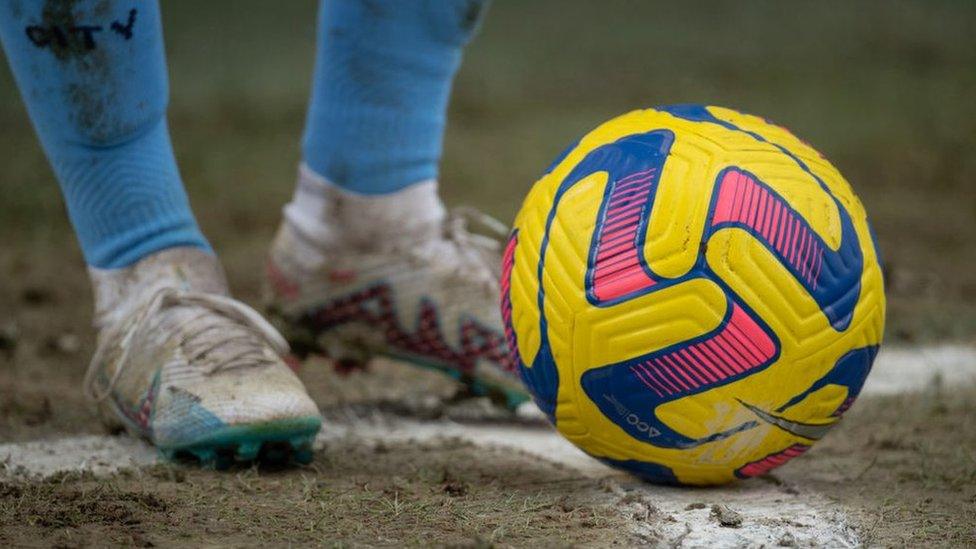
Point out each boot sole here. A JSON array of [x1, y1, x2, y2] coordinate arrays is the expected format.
[[156, 416, 322, 469]]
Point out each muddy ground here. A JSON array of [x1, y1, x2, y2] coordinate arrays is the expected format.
[[1, 371, 974, 547], [1, 261, 974, 546], [1, 439, 633, 547]]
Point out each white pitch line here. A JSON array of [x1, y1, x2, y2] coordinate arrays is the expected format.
[[1, 345, 973, 546], [0, 434, 157, 478], [861, 344, 976, 396], [319, 414, 860, 547]]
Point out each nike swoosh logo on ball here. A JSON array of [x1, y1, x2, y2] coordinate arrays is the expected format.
[[738, 399, 838, 440]]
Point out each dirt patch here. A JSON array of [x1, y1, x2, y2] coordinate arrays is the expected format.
[[0, 248, 102, 442], [3, 387, 974, 546], [710, 504, 743, 528], [2, 246, 975, 545], [0, 438, 631, 547], [776, 385, 976, 547]]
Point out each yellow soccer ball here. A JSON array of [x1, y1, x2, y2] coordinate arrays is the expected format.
[[500, 105, 885, 485]]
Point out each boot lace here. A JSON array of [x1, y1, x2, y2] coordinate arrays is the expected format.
[[432, 206, 510, 287], [84, 287, 289, 403]]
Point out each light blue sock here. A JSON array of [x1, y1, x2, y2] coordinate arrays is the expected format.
[[302, 0, 488, 195], [0, 1, 210, 269]]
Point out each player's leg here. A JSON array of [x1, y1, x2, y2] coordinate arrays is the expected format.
[[266, 0, 526, 408], [0, 0, 320, 465]]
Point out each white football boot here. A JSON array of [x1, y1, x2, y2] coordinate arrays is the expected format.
[[265, 164, 528, 409], [85, 247, 322, 467]]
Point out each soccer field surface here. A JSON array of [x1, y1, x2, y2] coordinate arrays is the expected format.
[[1, 347, 975, 546], [1, 0, 974, 546]]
